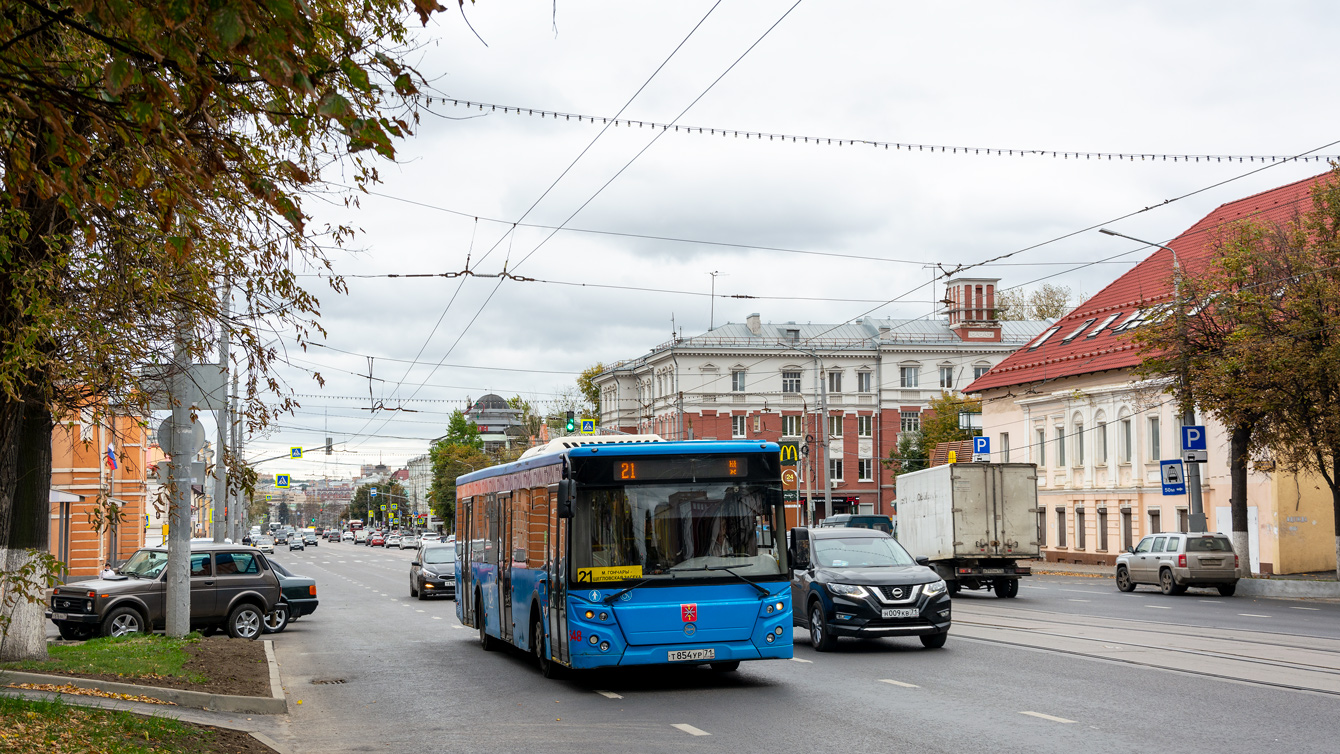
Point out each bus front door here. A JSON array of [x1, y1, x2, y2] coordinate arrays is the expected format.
[[546, 483, 569, 666], [458, 496, 475, 627]]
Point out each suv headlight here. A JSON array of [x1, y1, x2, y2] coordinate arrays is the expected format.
[[923, 579, 948, 598], [827, 583, 870, 599]]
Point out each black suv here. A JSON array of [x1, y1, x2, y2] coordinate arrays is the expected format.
[[46, 543, 281, 640], [789, 527, 950, 651]]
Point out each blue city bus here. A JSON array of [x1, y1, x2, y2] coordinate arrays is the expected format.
[[455, 437, 792, 676]]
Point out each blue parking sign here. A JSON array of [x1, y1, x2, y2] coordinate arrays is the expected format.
[[1181, 425, 1206, 451], [973, 436, 990, 456]]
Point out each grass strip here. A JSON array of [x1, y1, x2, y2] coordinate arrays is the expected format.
[[0, 634, 208, 685], [0, 695, 216, 753]]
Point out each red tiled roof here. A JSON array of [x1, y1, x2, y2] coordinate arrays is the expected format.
[[966, 171, 1334, 393]]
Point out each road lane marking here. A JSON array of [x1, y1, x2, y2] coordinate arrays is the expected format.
[[790, 658, 813, 663], [1021, 586, 1049, 590], [450, 625, 467, 630], [672, 724, 710, 737], [1020, 711, 1076, 724], [416, 610, 425, 613], [1290, 606, 1321, 611], [879, 679, 918, 688], [1238, 613, 1271, 618], [1060, 589, 1104, 594], [433, 616, 442, 620], [1068, 599, 1090, 603], [594, 690, 623, 699], [1145, 605, 1171, 609]]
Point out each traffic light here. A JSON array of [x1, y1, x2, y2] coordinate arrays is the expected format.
[[325, 436, 333, 455], [565, 411, 575, 432]]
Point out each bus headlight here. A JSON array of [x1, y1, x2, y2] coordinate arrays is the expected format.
[[589, 634, 599, 645], [827, 583, 869, 599], [923, 580, 948, 598]]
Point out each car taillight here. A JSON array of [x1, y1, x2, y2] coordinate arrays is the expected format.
[[1177, 554, 1186, 568], [309, 585, 317, 596], [1235, 555, 1239, 568]]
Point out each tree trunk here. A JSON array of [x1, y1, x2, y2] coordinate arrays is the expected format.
[[1333, 454, 1340, 582], [1229, 421, 1253, 578], [0, 397, 53, 661]]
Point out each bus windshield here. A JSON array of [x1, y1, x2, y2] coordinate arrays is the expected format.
[[573, 482, 785, 582]]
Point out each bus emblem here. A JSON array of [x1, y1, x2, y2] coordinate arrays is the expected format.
[[681, 603, 697, 622], [683, 623, 696, 636]]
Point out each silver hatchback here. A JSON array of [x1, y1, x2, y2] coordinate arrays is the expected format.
[[1115, 532, 1239, 596]]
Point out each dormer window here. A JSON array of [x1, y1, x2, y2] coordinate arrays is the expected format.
[[783, 328, 800, 342], [1085, 313, 1122, 338], [1027, 326, 1061, 351], [1061, 319, 1097, 343]]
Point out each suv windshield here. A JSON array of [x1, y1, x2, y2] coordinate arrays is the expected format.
[[814, 536, 914, 568], [573, 482, 785, 580], [423, 547, 455, 565], [1187, 536, 1233, 552], [120, 550, 169, 578]]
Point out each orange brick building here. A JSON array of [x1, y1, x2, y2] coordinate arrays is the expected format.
[[49, 413, 151, 579]]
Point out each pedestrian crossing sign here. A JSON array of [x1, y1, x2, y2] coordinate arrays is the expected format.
[[581, 419, 595, 435], [290, 447, 303, 459], [275, 474, 291, 488]]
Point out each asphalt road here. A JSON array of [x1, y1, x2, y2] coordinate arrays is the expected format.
[[252, 543, 1340, 753]]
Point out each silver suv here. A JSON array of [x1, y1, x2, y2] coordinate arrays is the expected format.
[[1115, 532, 1239, 596]]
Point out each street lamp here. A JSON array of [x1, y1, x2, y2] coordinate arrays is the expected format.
[[777, 342, 832, 523], [1098, 228, 1206, 533]]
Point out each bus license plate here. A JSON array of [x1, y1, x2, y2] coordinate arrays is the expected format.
[[52, 612, 67, 621], [881, 608, 918, 619], [668, 649, 715, 662]]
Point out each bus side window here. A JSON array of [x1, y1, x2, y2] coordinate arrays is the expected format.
[[529, 488, 550, 569], [512, 490, 530, 566]]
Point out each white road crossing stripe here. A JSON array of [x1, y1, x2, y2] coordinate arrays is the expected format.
[[1145, 605, 1171, 609], [1238, 613, 1271, 618], [672, 724, 710, 737], [1068, 599, 1090, 602], [879, 679, 919, 688], [1291, 606, 1321, 610], [416, 610, 425, 613], [1020, 711, 1076, 724], [790, 658, 813, 663], [433, 616, 442, 620], [594, 690, 623, 699]]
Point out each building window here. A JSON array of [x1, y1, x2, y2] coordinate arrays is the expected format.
[[1056, 508, 1067, 548], [828, 371, 842, 394], [1098, 507, 1109, 551], [857, 372, 872, 393], [1076, 508, 1086, 550], [731, 415, 746, 438], [899, 366, 920, 388], [782, 415, 802, 437], [1036, 428, 1046, 467], [731, 370, 746, 392], [939, 366, 954, 389], [974, 365, 990, 380], [858, 458, 873, 481], [828, 415, 843, 437], [829, 458, 843, 481], [1149, 508, 1162, 534], [901, 411, 920, 433], [1120, 419, 1132, 462], [857, 415, 872, 437], [1121, 507, 1133, 550], [1055, 426, 1066, 467], [1037, 509, 1047, 547], [1001, 433, 1010, 462], [1148, 416, 1161, 461], [1177, 508, 1189, 533], [1074, 421, 1085, 466], [1097, 422, 1108, 463], [782, 371, 802, 393]]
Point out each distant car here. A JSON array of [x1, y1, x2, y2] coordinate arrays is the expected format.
[[386, 534, 402, 548], [817, 514, 896, 536], [369, 532, 386, 547], [289, 538, 305, 551], [255, 536, 275, 554], [789, 527, 950, 651], [354, 530, 368, 543], [327, 530, 340, 542], [343, 531, 356, 542], [303, 532, 319, 546], [1115, 532, 1239, 596], [410, 544, 457, 599], [398, 535, 416, 550], [263, 559, 319, 633]]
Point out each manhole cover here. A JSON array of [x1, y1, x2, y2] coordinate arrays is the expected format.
[[311, 678, 346, 685]]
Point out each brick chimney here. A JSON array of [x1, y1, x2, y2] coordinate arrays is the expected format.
[[943, 276, 1002, 342], [746, 313, 762, 336]]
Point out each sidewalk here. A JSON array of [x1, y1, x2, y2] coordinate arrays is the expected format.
[[1019, 559, 1109, 577], [1020, 559, 1340, 599]]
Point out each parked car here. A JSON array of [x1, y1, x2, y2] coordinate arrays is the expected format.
[[255, 536, 275, 554], [289, 538, 305, 551], [1115, 532, 1239, 596], [263, 560, 319, 633], [369, 532, 386, 547], [410, 544, 457, 599], [46, 544, 280, 640], [817, 513, 895, 535], [788, 527, 951, 651]]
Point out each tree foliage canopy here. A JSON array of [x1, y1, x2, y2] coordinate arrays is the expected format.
[[886, 391, 981, 476], [997, 283, 1073, 321]]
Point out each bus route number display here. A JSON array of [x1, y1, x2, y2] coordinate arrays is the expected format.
[[576, 565, 644, 583], [615, 457, 748, 481]]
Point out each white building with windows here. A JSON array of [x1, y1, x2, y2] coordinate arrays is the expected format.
[[594, 278, 1051, 522]]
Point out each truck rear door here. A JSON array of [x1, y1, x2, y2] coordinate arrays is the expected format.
[[996, 465, 1039, 557]]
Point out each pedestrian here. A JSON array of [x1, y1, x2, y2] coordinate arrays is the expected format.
[[101, 562, 117, 578]]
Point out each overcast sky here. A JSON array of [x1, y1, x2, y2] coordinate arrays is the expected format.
[[239, 0, 1340, 477]]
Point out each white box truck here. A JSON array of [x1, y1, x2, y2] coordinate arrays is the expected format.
[[895, 462, 1040, 598]]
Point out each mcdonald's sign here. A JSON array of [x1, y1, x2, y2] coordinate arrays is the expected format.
[[779, 441, 799, 467]]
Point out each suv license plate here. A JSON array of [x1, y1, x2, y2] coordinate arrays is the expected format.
[[882, 608, 919, 619], [51, 612, 67, 621], [668, 649, 715, 662]]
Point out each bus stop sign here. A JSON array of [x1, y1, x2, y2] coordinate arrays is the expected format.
[[1160, 459, 1186, 496]]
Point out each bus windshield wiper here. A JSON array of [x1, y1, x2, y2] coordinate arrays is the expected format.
[[603, 577, 657, 605], [672, 565, 772, 597]]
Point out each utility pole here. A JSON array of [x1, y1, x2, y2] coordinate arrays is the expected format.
[[212, 292, 229, 542], [230, 370, 241, 541], [165, 328, 194, 638], [819, 361, 831, 518]]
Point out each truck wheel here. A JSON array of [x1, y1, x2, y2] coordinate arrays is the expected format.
[[920, 632, 948, 649], [947, 581, 961, 596], [1115, 567, 1136, 592], [993, 578, 1018, 598], [808, 603, 837, 652]]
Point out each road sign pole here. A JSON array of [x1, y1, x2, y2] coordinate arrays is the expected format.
[[1182, 420, 1206, 532], [212, 292, 230, 543]]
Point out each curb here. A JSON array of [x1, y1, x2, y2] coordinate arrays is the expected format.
[[263, 639, 286, 710], [0, 669, 287, 715], [1237, 578, 1340, 600]]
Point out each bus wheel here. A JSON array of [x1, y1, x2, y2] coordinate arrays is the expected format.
[[477, 593, 497, 652], [533, 615, 563, 679]]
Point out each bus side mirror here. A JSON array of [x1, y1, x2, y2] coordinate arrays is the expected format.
[[557, 479, 575, 519]]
